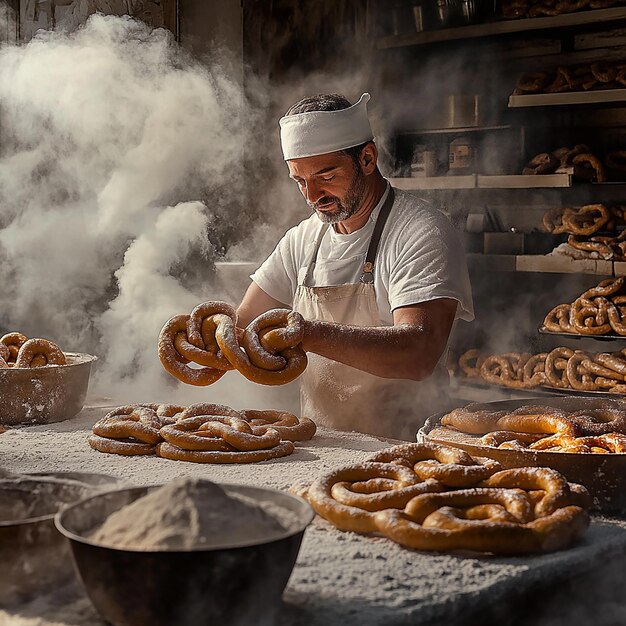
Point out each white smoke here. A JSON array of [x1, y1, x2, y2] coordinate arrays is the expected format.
[[0, 13, 300, 408]]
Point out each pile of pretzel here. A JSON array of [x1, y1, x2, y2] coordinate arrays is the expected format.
[[515, 62, 626, 94], [159, 301, 307, 387], [544, 277, 626, 336], [442, 402, 626, 453], [542, 204, 626, 261], [459, 345, 626, 394], [291, 442, 590, 554], [0, 333, 66, 368], [88, 402, 316, 463], [502, 0, 620, 19], [522, 144, 607, 182]]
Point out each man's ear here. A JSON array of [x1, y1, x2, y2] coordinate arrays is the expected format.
[[359, 142, 378, 175]]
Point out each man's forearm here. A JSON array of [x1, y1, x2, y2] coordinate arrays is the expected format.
[[301, 319, 444, 381]]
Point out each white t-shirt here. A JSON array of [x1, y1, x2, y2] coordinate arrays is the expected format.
[[251, 184, 474, 325]]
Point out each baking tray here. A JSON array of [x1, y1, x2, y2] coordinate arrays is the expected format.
[[541, 385, 625, 397], [453, 376, 559, 397], [419, 396, 626, 512], [538, 325, 626, 341]]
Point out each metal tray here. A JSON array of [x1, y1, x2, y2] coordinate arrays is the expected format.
[[538, 325, 626, 341], [541, 385, 625, 397], [419, 396, 626, 512]]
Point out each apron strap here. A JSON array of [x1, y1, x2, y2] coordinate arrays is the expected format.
[[360, 186, 395, 284], [302, 222, 330, 287], [302, 185, 396, 288]]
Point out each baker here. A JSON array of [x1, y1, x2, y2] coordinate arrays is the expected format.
[[237, 93, 473, 440]]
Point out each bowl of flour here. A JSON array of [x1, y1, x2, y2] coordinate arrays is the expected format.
[[55, 477, 314, 626]]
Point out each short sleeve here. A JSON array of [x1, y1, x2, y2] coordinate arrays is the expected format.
[[250, 228, 298, 306], [387, 212, 474, 322]]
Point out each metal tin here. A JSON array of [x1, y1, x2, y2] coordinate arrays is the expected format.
[[419, 396, 626, 512], [56, 484, 315, 626], [0, 478, 93, 605], [0, 352, 96, 426]]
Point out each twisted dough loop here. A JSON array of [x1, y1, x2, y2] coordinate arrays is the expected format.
[[300, 443, 590, 555], [158, 302, 308, 386], [368, 442, 502, 487]]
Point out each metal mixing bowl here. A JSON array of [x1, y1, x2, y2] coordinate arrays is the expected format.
[[0, 352, 97, 426], [0, 478, 94, 605], [55, 484, 314, 626]]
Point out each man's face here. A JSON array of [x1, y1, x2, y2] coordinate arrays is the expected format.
[[287, 151, 366, 223]]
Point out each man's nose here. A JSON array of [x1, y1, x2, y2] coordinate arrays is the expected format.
[[304, 179, 324, 204]]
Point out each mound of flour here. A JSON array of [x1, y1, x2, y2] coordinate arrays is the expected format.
[[91, 477, 293, 550]]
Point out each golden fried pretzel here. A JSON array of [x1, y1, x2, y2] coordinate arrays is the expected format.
[[543, 304, 573, 333], [480, 431, 545, 448], [374, 492, 589, 555], [496, 407, 579, 437], [158, 302, 308, 386], [568, 407, 626, 435], [569, 298, 611, 335], [242, 409, 316, 441], [15, 338, 66, 368], [568, 236, 613, 259], [0, 343, 9, 364], [522, 152, 559, 175], [458, 348, 484, 377], [156, 440, 294, 464], [158, 315, 227, 386], [441, 404, 505, 435], [88, 434, 157, 456], [483, 467, 590, 516], [369, 442, 501, 487], [572, 154, 606, 182], [562, 204, 610, 235], [591, 62, 617, 83], [176, 301, 235, 370], [160, 415, 246, 451], [582, 277, 624, 299], [0, 332, 27, 364], [305, 461, 439, 533], [517, 71, 551, 93], [92, 405, 164, 444], [522, 353, 547, 386], [544, 347, 574, 387]]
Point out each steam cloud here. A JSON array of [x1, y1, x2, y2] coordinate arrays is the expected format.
[[0, 13, 300, 408]]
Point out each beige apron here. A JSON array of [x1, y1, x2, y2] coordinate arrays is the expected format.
[[292, 188, 450, 441]]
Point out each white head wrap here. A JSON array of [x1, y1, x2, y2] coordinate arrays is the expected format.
[[279, 93, 374, 161]]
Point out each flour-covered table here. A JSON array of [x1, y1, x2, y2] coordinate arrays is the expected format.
[[2, 406, 626, 626]]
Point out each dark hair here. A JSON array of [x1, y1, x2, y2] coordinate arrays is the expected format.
[[285, 93, 371, 166]]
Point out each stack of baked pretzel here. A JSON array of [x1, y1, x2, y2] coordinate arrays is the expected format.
[[441, 402, 626, 453], [544, 277, 626, 336], [503, 0, 621, 19], [515, 62, 626, 94], [291, 441, 590, 555], [458, 345, 626, 393], [0, 332, 66, 368], [543, 204, 626, 261], [88, 402, 316, 463], [522, 144, 607, 182], [159, 301, 307, 387]]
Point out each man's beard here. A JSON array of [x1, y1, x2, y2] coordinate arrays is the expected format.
[[308, 168, 366, 224]]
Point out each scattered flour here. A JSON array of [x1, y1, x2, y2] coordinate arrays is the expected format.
[[90, 477, 288, 550], [2, 405, 626, 625]]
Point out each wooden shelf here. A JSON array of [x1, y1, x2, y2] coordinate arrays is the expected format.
[[376, 7, 626, 50], [397, 124, 513, 136], [450, 378, 554, 402], [391, 173, 571, 190], [509, 88, 626, 108], [467, 253, 615, 275]]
